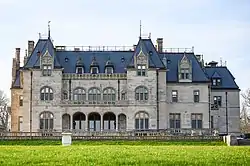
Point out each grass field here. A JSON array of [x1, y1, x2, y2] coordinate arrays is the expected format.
[[0, 141, 249, 165]]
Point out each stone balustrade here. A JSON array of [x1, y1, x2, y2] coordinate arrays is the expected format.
[[62, 73, 127, 80]]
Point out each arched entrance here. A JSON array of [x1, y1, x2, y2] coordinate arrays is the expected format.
[[88, 112, 101, 131], [103, 112, 116, 131], [62, 114, 71, 130], [118, 114, 126, 131], [73, 112, 86, 130]]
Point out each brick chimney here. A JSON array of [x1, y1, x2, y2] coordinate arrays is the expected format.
[[28, 40, 35, 56], [156, 38, 163, 53], [15, 48, 20, 70]]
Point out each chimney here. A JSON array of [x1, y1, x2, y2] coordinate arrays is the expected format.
[[28, 40, 35, 56], [156, 38, 163, 53], [23, 49, 28, 65], [11, 58, 17, 85], [15, 48, 20, 69]]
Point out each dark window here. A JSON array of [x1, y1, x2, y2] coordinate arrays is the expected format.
[[106, 67, 113, 74], [91, 67, 98, 74], [180, 69, 189, 79], [88, 88, 101, 104], [212, 78, 221, 86], [42, 65, 52, 76], [19, 95, 23, 106], [76, 67, 83, 74], [63, 92, 68, 100], [193, 90, 200, 103], [40, 112, 54, 130], [191, 113, 202, 129], [135, 86, 148, 101], [213, 96, 222, 106], [169, 113, 181, 128], [121, 92, 126, 100], [103, 88, 116, 104], [40, 87, 53, 101], [172, 90, 178, 102], [73, 88, 86, 101], [135, 112, 149, 130], [137, 65, 146, 76]]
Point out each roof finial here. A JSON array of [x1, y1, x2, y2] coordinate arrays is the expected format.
[[139, 20, 142, 39], [48, 21, 51, 39], [149, 32, 151, 39]]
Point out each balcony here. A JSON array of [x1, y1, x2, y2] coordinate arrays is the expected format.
[[60, 100, 129, 107], [62, 73, 127, 80]]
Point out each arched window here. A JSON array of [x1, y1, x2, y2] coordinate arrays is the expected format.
[[39, 112, 54, 130], [73, 88, 86, 101], [62, 91, 68, 100], [135, 111, 149, 130], [135, 86, 148, 101], [88, 87, 101, 104], [103, 87, 116, 104], [40, 86, 53, 101]]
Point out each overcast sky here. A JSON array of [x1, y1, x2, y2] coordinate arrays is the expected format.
[[0, 0, 249, 100]]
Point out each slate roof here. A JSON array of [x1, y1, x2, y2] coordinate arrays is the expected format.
[[204, 67, 239, 89], [159, 53, 209, 82], [11, 37, 239, 90]]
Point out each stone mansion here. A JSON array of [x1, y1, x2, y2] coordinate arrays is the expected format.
[[10, 34, 240, 134]]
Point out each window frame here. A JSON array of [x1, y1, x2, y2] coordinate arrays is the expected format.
[[135, 112, 149, 130], [137, 64, 146, 76], [42, 65, 52, 76], [191, 113, 203, 129], [172, 90, 178, 102], [103, 87, 116, 104], [193, 90, 200, 103], [39, 112, 54, 130], [169, 113, 181, 128], [40, 86, 53, 101], [135, 86, 148, 101], [213, 96, 222, 106], [73, 88, 86, 101], [212, 78, 221, 86], [88, 87, 101, 104]]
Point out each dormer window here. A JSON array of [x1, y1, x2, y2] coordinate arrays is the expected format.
[[212, 78, 221, 86], [137, 65, 146, 76], [42, 65, 52, 76], [106, 67, 113, 74], [91, 67, 99, 74], [180, 69, 189, 79], [76, 67, 84, 74]]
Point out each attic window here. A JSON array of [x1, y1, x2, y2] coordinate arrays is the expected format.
[[105, 67, 113, 74], [65, 57, 69, 62], [91, 67, 99, 74], [137, 65, 146, 76], [180, 69, 189, 79], [212, 78, 221, 86], [42, 65, 52, 76], [121, 57, 125, 62], [76, 67, 84, 74]]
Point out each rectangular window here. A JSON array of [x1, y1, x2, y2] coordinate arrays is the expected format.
[[91, 67, 98, 74], [42, 65, 52, 76], [193, 90, 200, 103], [121, 92, 126, 100], [137, 65, 146, 76], [135, 119, 139, 129], [213, 96, 222, 106], [169, 113, 181, 128], [18, 116, 23, 131], [212, 78, 221, 86], [191, 113, 203, 129], [211, 116, 214, 129], [106, 67, 113, 74], [172, 90, 178, 102], [19, 95, 23, 106], [180, 69, 189, 79], [76, 67, 83, 74]]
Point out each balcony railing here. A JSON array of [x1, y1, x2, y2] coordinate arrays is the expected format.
[[62, 73, 127, 80], [60, 100, 129, 106], [56, 46, 134, 52]]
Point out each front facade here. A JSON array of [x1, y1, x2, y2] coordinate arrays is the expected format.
[[10, 34, 240, 134]]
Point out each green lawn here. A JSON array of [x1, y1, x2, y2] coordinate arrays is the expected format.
[[0, 144, 249, 165]]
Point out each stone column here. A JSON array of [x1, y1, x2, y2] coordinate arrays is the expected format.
[[101, 115, 103, 131], [85, 115, 88, 131], [116, 114, 118, 131], [70, 114, 73, 130]]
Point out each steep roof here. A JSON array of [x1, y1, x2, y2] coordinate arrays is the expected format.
[[128, 38, 165, 69], [24, 38, 61, 69], [204, 67, 239, 89], [159, 53, 209, 82]]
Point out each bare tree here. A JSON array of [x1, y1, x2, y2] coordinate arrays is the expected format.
[[240, 89, 250, 133], [0, 90, 9, 131]]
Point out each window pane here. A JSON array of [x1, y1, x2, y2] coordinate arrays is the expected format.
[[145, 119, 149, 129], [191, 120, 196, 128], [135, 119, 139, 129], [140, 119, 144, 129]]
